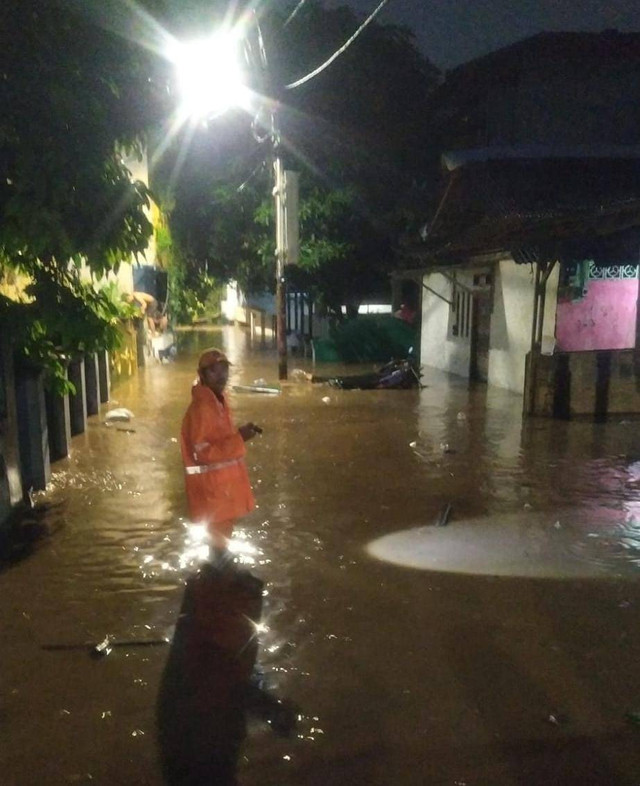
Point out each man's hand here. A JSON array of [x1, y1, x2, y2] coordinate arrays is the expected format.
[[239, 422, 262, 441]]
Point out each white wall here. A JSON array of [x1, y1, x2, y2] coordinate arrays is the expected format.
[[121, 149, 157, 267], [421, 261, 560, 393], [420, 271, 472, 378], [78, 147, 154, 294], [488, 259, 559, 393], [221, 281, 242, 322]]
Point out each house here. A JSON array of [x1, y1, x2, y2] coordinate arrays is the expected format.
[[406, 31, 640, 417]]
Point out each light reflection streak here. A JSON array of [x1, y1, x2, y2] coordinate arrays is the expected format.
[[169, 523, 266, 573], [134, 520, 273, 594], [178, 523, 210, 568]]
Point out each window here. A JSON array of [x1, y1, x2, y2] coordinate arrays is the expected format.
[[451, 288, 472, 339]]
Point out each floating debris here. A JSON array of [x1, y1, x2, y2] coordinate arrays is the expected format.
[[232, 384, 281, 395], [436, 503, 453, 527], [91, 636, 112, 659], [105, 408, 135, 422], [42, 636, 170, 659]]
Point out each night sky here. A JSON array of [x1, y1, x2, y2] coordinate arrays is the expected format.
[[331, 0, 640, 69]]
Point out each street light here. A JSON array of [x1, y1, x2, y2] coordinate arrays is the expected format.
[[167, 27, 293, 380], [168, 32, 250, 120]]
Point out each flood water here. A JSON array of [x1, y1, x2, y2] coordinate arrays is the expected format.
[[1, 326, 640, 785]]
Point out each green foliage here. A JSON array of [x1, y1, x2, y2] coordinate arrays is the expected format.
[[153, 193, 226, 323], [0, 0, 169, 387], [0, 262, 130, 394], [167, 247, 217, 324]]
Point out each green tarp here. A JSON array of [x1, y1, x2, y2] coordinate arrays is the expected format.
[[313, 315, 416, 363]]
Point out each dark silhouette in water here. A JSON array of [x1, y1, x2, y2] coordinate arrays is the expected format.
[[157, 560, 299, 785], [0, 501, 64, 570]]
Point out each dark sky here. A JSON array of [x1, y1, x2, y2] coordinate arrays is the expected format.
[[330, 0, 640, 69]]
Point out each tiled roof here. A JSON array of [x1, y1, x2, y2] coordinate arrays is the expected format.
[[418, 157, 640, 262]]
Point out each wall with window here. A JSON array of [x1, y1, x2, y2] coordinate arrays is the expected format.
[[420, 270, 474, 378], [421, 261, 559, 392]]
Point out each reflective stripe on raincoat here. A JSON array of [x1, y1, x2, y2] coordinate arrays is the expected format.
[[180, 383, 255, 527]]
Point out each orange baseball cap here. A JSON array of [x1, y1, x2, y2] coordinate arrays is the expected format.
[[198, 348, 232, 370]]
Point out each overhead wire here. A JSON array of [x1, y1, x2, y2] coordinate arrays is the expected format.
[[236, 157, 266, 192], [284, 0, 392, 90], [284, 0, 309, 28]]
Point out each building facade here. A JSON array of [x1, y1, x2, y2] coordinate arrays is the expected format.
[[411, 31, 640, 416]]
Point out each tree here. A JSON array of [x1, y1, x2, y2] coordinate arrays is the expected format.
[[0, 0, 168, 388], [158, 1, 441, 317]]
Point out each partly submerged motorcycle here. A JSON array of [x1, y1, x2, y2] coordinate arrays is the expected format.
[[309, 357, 423, 390]]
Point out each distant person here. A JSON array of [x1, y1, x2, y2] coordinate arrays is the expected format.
[[125, 291, 168, 335], [394, 303, 417, 325], [180, 349, 260, 561]]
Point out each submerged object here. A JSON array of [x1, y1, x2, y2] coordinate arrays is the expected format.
[[91, 636, 113, 659], [436, 503, 453, 527], [42, 637, 170, 658], [232, 384, 281, 395], [310, 358, 422, 390]]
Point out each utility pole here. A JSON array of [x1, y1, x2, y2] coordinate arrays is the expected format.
[[273, 151, 288, 380]]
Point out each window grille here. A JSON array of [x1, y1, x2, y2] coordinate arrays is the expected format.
[[451, 288, 472, 338]]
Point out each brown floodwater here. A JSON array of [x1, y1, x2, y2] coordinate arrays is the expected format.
[[1, 326, 640, 785]]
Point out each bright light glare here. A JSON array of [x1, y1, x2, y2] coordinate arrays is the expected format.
[[228, 531, 260, 565], [168, 32, 247, 119], [179, 522, 210, 568]]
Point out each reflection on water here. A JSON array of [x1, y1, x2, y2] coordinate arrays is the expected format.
[[157, 559, 300, 785]]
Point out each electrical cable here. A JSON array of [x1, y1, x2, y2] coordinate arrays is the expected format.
[[284, 0, 309, 28], [285, 0, 391, 90], [253, 10, 268, 70], [237, 156, 267, 193]]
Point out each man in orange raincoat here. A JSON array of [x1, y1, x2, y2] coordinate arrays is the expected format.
[[181, 348, 259, 555]]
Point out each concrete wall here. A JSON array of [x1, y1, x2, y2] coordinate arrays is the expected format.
[[532, 348, 640, 417], [488, 260, 559, 393], [556, 278, 638, 351], [420, 272, 472, 378], [121, 149, 157, 267], [109, 323, 139, 387], [0, 335, 23, 525], [221, 281, 244, 323], [421, 261, 558, 394], [80, 147, 156, 293]]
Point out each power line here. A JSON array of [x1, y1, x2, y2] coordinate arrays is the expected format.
[[284, 0, 309, 28], [285, 0, 392, 90]]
